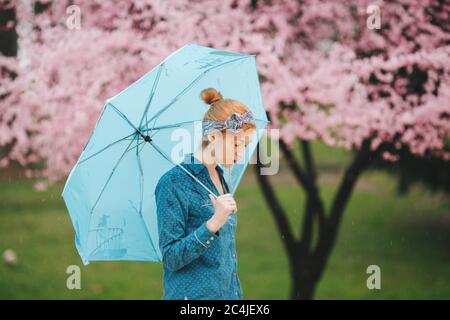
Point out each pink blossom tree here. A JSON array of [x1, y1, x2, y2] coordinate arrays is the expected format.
[[0, 0, 449, 299]]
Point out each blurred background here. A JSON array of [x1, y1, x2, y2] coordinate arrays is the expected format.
[[0, 0, 449, 299]]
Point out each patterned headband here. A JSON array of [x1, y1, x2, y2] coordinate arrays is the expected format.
[[202, 111, 256, 136]]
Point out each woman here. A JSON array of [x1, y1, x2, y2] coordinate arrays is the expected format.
[[154, 87, 256, 300]]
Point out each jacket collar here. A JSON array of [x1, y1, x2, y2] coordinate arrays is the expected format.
[[182, 152, 224, 175]]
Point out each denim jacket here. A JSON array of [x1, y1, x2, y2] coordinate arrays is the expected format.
[[155, 152, 243, 300]]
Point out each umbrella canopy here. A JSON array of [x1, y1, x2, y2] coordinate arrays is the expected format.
[[61, 43, 269, 265]]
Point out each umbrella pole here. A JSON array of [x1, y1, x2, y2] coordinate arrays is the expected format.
[[148, 141, 219, 199], [228, 168, 233, 195]]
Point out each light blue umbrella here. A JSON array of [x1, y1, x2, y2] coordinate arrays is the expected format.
[[61, 43, 269, 265]]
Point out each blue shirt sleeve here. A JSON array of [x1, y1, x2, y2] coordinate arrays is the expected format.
[[155, 177, 219, 272]]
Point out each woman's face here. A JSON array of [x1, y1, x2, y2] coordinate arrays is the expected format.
[[208, 128, 256, 167]]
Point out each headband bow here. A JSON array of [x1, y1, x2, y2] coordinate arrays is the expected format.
[[202, 111, 256, 136]]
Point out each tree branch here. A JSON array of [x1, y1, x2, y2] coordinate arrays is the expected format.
[[279, 139, 325, 249], [299, 140, 325, 247], [312, 139, 374, 280], [254, 143, 297, 257]]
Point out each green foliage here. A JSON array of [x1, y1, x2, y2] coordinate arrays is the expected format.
[[1, 165, 449, 299]]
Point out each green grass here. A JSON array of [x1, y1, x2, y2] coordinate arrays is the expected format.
[[0, 142, 449, 299]]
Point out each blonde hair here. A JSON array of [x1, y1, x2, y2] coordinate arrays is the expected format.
[[200, 88, 255, 147]]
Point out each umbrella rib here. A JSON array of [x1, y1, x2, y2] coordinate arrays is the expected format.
[[128, 138, 146, 154], [147, 119, 200, 139], [143, 56, 251, 130], [107, 102, 139, 132], [78, 132, 135, 165], [141, 117, 268, 136], [149, 128, 161, 139], [136, 139, 146, 154], [138, 63, 164, 132], [148, 117, 159, 137], [78, 116, 265, 166], [90, 135, 138, 214], [135, 139, 160, 259], [140, 120, 199, 133], [136, 138, 144, 217], [146, 141, 219, 199]]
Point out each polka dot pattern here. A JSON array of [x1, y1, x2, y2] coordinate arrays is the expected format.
[[155, 153, 243, 300]]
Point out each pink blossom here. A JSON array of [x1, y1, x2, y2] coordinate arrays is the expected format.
[[0, 0, 448, 188]]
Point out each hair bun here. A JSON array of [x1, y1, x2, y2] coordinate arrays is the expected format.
[[200, 88, 223, 106]]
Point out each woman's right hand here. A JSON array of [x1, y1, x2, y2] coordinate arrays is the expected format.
[[206, 193, 237, 234]]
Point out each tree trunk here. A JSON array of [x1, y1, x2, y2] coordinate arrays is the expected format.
[[254, 138, 374, 299], [289, 252, 317, 299]]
